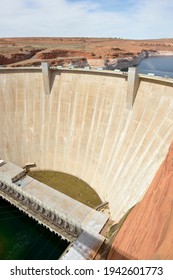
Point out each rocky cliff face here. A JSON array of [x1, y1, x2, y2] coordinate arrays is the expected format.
[[1, 37, 173, 68], [108, 142, 173, 260], [104, 50, 157, 70], [35, 49, 94, 60], [0, 49, 43, 65]]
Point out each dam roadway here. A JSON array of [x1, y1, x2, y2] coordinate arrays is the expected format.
[[0, 65, 173, 223]]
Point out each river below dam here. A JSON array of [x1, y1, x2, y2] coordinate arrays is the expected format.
[[137, 56, 173, 78], [0, 197, 69, 260]]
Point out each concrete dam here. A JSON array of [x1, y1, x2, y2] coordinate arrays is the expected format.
[[0, 65, 173, 227]]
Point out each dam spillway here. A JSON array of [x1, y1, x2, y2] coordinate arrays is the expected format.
[[0, 66, 173, 222]]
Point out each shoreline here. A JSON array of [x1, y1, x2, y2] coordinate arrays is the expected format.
[[104, 50, 173, 70], [156, 51, 173, 56]]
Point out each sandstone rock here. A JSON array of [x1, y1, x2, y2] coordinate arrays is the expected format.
[[108, 142, 173, 260], [0, 49, 43, 65], [35, 49, 93, 60], [1, 38, 173, 68], [104, 50, 151, 70]]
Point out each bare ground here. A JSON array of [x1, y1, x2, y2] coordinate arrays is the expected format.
[[0, 37, 173, 68]]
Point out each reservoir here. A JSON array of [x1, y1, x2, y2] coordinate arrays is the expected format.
[[137, 56, 173, 78], [0, 197, 69, 260]]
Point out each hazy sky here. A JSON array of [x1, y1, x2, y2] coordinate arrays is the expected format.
[[0, 0, 172, 39]]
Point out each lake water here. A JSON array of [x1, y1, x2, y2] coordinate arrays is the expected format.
[[0, 197, 69, 260], [137, 56, 173, 78]]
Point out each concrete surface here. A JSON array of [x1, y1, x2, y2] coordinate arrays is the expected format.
[[0, 161, 108, 258], [0, 67, 173, 221], [62, 231, 105, 260], [0, 161, 108, 234]]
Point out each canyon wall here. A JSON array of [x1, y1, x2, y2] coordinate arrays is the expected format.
[[108, 142, 173, 260]]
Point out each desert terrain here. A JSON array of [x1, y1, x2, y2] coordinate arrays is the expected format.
[[0, 37, 173, 69]]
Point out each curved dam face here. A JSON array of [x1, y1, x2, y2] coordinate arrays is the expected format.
[[0, 67, 173, 221]]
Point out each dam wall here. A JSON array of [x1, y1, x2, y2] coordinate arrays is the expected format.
[[0, 67, 173, 221]]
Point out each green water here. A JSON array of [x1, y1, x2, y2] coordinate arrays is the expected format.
[[0, 171, 102, 259], [0, 197, 69, 260]]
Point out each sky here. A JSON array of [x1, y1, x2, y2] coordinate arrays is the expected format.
[[0, 0, 173, 39]]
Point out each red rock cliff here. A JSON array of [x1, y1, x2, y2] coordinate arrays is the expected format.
[[108, 142, 173, 260]]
